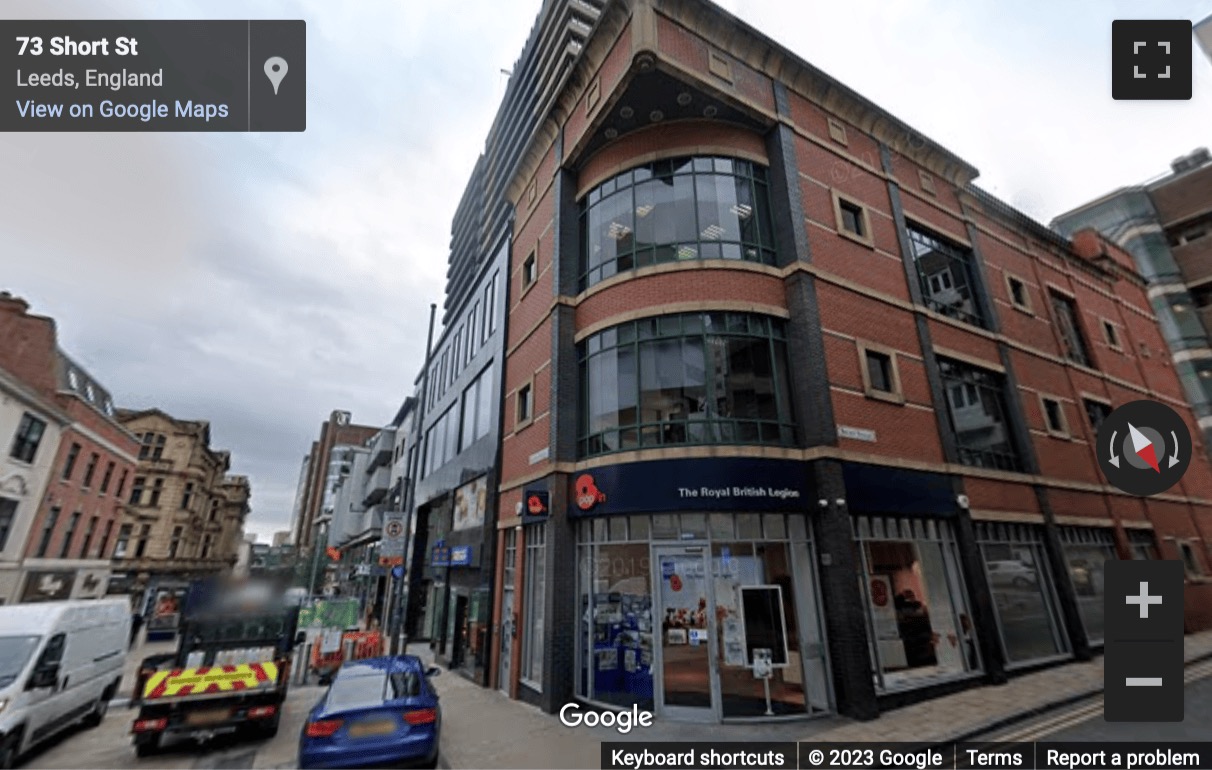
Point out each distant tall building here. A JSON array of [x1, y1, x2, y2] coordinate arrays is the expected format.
[[1054, 147, 1212, 443], [291, 411, 379, 549], [272, 530, 291, 548], [0, 291, 139, 603]]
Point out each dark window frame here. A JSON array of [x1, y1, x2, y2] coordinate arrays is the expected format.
[[907, 224, 988, 329], [1049, 289, 1093, 367], [577, 311, 798, 458], [61, 443, 81, 481], [936, 357, 1023, 472], [9, 413, 47, 464], [578, 156, 778, 290]]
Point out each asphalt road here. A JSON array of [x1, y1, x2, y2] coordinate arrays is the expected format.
[[20, 680, 324, 770]]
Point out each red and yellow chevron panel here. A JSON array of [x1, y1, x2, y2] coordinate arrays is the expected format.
[[142, 662, 278, 700]]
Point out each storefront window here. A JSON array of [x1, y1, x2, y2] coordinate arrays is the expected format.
[[1058, 526, 1116, 644], [578, 519, 655, 710], [713, 541, 810, 716], [519, 525, 546, 690], [854, 516, 977, 691], [575, 513, 828, 718], [976, 522, 1069, 665], [578, 312, 797, 457], [579, 156, 777, 290]]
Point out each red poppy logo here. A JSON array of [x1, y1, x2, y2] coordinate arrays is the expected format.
[[574, 474, 606, 511], [527, 494, 546, 515], [871, 578, 889, 607]]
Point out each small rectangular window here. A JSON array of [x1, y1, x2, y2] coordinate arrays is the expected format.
[[62, 443, 81, 481], [517, 382, 533, 426], [840, 201, 864, 237], [99, 462, 115, 494], [1102, 319, 1121, 350], [858, 343, 903, 404], [1180, 541, 1204, 577], [1041, 396, 1068, 437], [8, 413, 47, 464], [81, 453, 99, 488], [522, 251, 537, 289], [1083, 398, 1112, 432], [1006, 274, 1030, 311], [834, 192, 872, 246]]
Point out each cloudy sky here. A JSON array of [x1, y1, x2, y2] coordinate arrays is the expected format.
[[4, 0, 1212, 542]]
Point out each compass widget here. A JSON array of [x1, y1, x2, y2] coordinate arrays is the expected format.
[[1097, 400, 1192, 496]]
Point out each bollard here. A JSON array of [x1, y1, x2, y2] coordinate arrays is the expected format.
[[296, 645, 307, 688]]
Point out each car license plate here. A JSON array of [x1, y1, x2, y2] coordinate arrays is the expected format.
[[348, 719, 395, 738], [185, 708, 230, 726]]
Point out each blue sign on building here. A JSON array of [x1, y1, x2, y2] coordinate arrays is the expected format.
[[568, 457, 812, 517]]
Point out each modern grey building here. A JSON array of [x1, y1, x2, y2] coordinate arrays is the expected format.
[[1053, 148, 1212, 444], [398, 0, 607, 686]]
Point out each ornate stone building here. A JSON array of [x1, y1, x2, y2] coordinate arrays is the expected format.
[[111, 408, 249, 611]]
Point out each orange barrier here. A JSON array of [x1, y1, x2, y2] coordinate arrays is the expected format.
[[311, 630, 384, 674]]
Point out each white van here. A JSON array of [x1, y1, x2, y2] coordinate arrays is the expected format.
[[0, 599, 130, 767]]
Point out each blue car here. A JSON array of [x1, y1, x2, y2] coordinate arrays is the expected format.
[[298, 655, 441, 769]]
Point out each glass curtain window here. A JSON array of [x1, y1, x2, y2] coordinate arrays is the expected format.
[[578, 312, 796, 457], [580, 156, 776, 289], [976, 521, 1068, 664]]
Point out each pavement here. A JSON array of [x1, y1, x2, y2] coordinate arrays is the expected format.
[[408, 631, 1212, 769]]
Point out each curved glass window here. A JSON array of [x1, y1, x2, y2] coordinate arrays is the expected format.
[[579, 156, 777, 290], [578, 311, 796, 457]]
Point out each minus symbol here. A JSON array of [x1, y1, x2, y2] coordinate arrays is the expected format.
[[1126, 677, 1164, 686]]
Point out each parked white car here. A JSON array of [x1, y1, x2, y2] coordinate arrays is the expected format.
[[0, 599, 130, 767], [987, 560, 1038, 589]]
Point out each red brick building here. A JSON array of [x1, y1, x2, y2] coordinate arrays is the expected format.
[[486, 0, 1212, 723], [0, 292, 138, 602]]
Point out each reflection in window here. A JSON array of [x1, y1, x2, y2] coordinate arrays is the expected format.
[[908, 225, 986, 328], [937, 358, 1022, 471], [578, 312, 796, 457], [977, 522, 1068, 664], [1058, 526, 1116, 644], [579, 157, 776, 289], [1128, 529, 1159, 561], [1049, 291, 1092, 367]]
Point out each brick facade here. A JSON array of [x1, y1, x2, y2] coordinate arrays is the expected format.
[[483, 0, 1212, 723]]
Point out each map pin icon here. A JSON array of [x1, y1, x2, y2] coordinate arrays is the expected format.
[[264, 56, 288, 95]]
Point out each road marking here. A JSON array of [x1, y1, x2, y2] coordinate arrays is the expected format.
[[996, 659, 1212, 741]]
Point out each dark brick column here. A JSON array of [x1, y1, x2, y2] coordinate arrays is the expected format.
[[813, 460, 879, 720], [1034, 486, 1093, 662], [949, 485, 1008, 685], [542, 475, 576, 713]]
